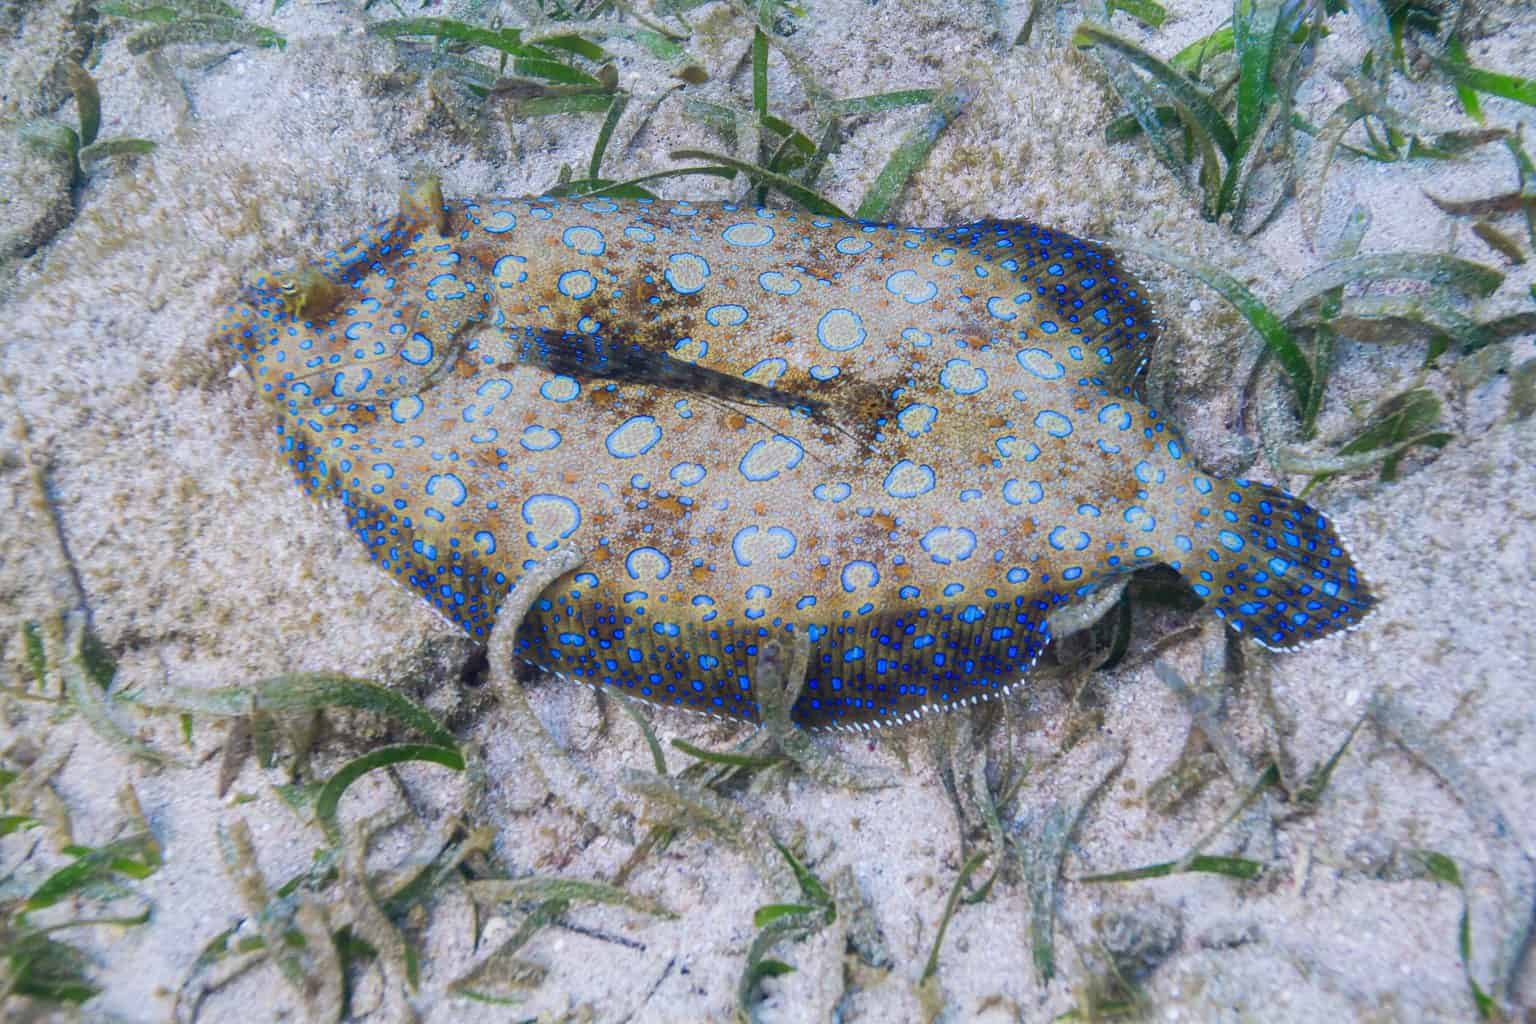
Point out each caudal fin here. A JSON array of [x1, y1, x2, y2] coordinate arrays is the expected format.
[[1176, 479, 1375, 651]]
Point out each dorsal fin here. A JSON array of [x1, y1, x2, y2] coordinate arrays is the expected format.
[[963, 219, 1160, 401]]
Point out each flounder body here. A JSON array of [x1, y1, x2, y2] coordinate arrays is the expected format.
[[218, 181, 1374, 730]]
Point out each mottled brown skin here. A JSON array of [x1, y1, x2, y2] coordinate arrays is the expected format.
[[218, 182, 1374, 729]]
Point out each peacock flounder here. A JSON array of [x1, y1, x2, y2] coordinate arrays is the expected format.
[[217, 179, 1375, 731]]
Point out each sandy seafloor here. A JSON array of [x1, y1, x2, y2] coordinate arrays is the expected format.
[[2, 0, 1535, 1020]]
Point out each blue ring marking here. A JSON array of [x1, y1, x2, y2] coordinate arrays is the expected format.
[[520, 425, 562, 451], [561, 225, 606, 256], [816, 308, 867, 352], [722, 222, 775, 247], [557, 269, 597, 300], [940, 358, 988, 395], [424, 473, 468, 507], [1034, 410, 1073, 438], [920, 526, 977, 565], [883, 460, 936, 499], [1006, 567, 1030, 584], [625, 546, 673, 581], [463, 378, 514, 423], [840, 560, 880, 592], [731, 525, 799, 567], [1134, 460, 1165, 485], [624, 225, 656, 243], [744, 357, 788, 385], [664, 252, 710, 294], [738, 434, 805, 481], [425, 273, 466, 301], [835, 236, 873, 255], [401, 332, 435, 365], [539, 375, 580, 403], [758, 270, 801, 296], [390, 395, 423, 423], [1219, 530, 1246, 552], [1016, 347, 1065, 380], [902, 327, 934, 348], [473, 530, 497, 554], [605, 415, 662, 459], [492, 254, 528, 286], [986, 296, 1017, 321], [344, 321, 373, 341], [670, 462, 706, 487], [813, 482, 852, 502], [1098, 403, 1133, 430], [897, 403, 938, 437], [521, 493, 582, 550], [1123, 505, 1157, 532], [809, 364, 840, 381], [482, 210, 516, 233], [705, 303, 749, 327], [885, 269, 938, 304], [581, 198, 619, 213]]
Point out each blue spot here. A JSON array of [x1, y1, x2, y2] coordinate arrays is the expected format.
[[1219, 530, 1245, 552]]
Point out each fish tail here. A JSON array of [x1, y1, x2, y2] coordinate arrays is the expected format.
[[1172, 479, 1375, 651]]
